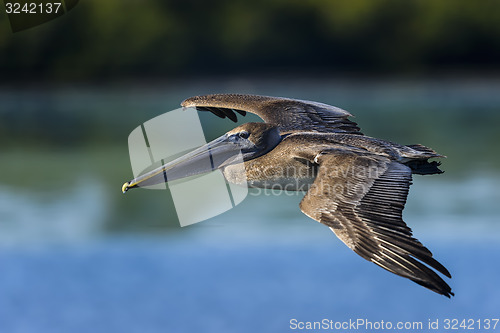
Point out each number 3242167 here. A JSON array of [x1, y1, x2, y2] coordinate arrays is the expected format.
[[5, 2, 62, 14]]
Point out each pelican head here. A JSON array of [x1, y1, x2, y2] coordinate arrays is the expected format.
[[122, 122, 281, 193], [226, 122, 282, 157]]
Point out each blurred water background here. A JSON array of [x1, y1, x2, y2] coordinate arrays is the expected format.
[[1, 79, 500, 333], [2, 1, 500, 332]]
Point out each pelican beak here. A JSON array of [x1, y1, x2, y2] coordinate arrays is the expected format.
[[122, 134, 250, 193]]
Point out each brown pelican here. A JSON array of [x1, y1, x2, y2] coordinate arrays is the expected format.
[[122, 94, 453, 297]]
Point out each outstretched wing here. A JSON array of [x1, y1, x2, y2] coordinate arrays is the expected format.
[[181, 94, 362, 134], [299, 149, 453, 297]]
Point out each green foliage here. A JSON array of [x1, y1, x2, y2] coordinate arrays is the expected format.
[[1, 0, 500, 81]]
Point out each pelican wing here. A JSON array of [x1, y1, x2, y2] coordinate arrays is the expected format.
[[299, 149, 453, 297], [181, 94, 362, 134]]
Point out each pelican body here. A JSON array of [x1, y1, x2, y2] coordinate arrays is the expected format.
[[122, 94, 453, 297]]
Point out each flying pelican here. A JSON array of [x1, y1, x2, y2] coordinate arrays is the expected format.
[[122, 94, 453, 297]]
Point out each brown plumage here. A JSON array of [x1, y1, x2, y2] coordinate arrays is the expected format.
[[125, 94, 452, 297]]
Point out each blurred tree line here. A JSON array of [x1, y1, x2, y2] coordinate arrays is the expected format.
[[1, 0, 500, 82]]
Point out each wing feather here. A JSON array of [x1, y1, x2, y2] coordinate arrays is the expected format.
[[181, 94, 362, 134], [299, 150, 453, 297]]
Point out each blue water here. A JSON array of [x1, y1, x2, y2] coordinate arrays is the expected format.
[[1, 232, 499, 333], [2, 81, 500, 332], [1, 175, 500, 332]]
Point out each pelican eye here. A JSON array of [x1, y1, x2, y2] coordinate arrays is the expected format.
[[239, 131, 249, 139]]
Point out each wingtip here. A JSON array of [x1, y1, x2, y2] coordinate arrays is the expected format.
[[180, 97, 194, 108], [441, 287, 454, 298]]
